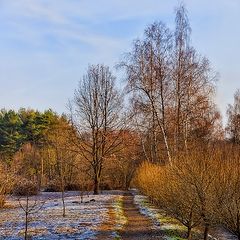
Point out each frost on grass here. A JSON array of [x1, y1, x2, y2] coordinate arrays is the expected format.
[[0, 192, 114, 239], [134, 194, 190, 240], [133, 193, 237, 240], [209, 228, 238, 240], [134, 195, 158, 228]]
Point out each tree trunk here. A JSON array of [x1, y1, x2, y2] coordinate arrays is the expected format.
[[60, 155, 66, 217], [187, 226, 192, 240], [61, 171, 66, 217], [124, 174, 128, 190], [148, 96, 172, 165], [237, 212, 240, 240], [125, 175, 132, 190], [24, 196, 29, 240], [61, 188, 66, 217], [203, 223, 209, 240], [25, 212, 28, 240], [41, 155, 44, 189], [93, 175, 99, 195]]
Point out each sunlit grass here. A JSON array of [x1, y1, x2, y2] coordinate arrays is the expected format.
[[134, 194, 189, 239], [111, 196, 127, 239]]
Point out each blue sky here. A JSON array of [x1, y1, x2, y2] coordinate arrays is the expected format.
[[0, 0, 239, 123]]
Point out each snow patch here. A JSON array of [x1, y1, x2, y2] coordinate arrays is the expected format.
[[0, 192, 114, 239]]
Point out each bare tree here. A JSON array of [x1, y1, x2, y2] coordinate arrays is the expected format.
[[72, 64, 123, 194], [46, 117, 78, 217], [173, 4, 191, 154], [121, 4, 217, 164], [120, 21, 173, 164], [227, 89, 240, 143], [18, 195, 45, 240], [172, 4, 218, 154]]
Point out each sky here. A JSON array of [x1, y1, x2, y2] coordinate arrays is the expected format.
[[0, 0, 239, 123]]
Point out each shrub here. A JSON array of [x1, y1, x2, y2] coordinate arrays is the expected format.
[[100, 181, 112, 190], [13, 179, 38, 196], [64, 183, 81, 191], [43, 180, 62, 192], [0, 164, 15, 208]]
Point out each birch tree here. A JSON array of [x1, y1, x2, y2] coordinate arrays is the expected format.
[[227, 89, 240, 143], [121, 4, 217, 163], [121, 22, 173, 164]]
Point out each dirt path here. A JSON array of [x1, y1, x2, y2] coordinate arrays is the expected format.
[[120, 192, 163, 240]]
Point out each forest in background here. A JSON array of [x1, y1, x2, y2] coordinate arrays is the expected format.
[[0, 4, 240, 240]]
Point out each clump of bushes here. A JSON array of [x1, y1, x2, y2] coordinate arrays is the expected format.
[[100, 181, 112, 190], [64, 183, 81, 191], [135, 146, 240, 240], [43, 180, 62, 192], [0, 164, 14, 208], [44, 180, 83, 192], [13, 178, 38, 196]]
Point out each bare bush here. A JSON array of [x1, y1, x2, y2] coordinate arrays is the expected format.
[[0, 163, 15, 208], [214, 145, 240, 239], [135, 146, 229, 240], [43, 179, 62, 192], [13, 178, 38, 196]]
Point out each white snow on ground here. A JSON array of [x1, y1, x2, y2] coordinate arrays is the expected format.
[[0, 191, 116, 240], [210, 228, 238, 240], [1, 191, 237, 240]]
